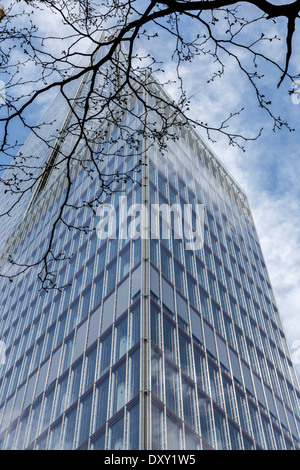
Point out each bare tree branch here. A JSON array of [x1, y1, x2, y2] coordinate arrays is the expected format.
[[0, 0, 298, 287]]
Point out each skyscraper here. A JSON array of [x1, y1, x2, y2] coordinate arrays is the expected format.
[[0, 52, 299, 451]]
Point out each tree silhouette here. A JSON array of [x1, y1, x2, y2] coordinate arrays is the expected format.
[[0, 0, 299, 288]]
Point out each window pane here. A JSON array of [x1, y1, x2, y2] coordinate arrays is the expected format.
[[151, 403, 164, 450], [111, 362, 126, 415], [127, 402, 139, 450], [109, 414, 124, 450], [164, 362, 180, 417], [167, 415, 182, 450], [78, 394, 93, 445], [84, 346, 97, 391], [94, 377, 109, 431]]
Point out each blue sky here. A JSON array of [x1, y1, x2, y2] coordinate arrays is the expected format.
[[1, 1, 300, 381]]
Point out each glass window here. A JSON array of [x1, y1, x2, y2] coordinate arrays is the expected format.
[[150, 239, 159, 266], [174, 261, 185, 295], [116, 278, 129, 319], [108, 413, 124, 450], [49, 419, 62, 450], [163, 316, 177, 364], [222, 376, 234, 419], [198, 391, 213, 448], [173, 237, 183, 263], [228, 421, 242, 449], [68, 300, 79, 333], [199, 289, 210, 320], [97, 244, 107, 274], [235, 389, 250, 435], [101, 292, 115, 334], [161, 246, 172, 282], [158, 173, 167, 197], [111, 361, 126, 415], [15, 411, 29, 450], [181, 378, 196, 430], [78, 393, 93, 446], [243, 434, 254, 450], [214, 407, 229, 450], [151, 349, 162, 400], [93, 274, 103, 309], [78, 245, 87, 272], [26, 400, 42, 447], [106, 260, 117, 295], [216, 335, 230, 371], [43, 326, 55, 360], [115, 317, 128, 362], [4, 423, 17, 450], [56, 313, 67, 346], [164, 362, 180, 417], [127, 402, 140, 450], [229, 348, 242, 385], [80, 287, 91, 322], [62, 408, 77, 450], [31, 337, 44, 371], [166, 415, 182, 450], [132, 238, 141, 267], [207, 361, 219, 403], [261, 414, 275, 449], [151, 402, 164, 450], [128, 349, 140, 401], [100, 332, 112, 375], [185, 250, 195, 276], [54, 374, 69, 420], [39, 387, 55, 433], [132, 266, 141, 301], [185, 431, 200, 450], [83, 258, 95, 288], [94, 377, 109, 431], [61, 333, 74, 372], [187, 275, 198, 308], [272, 424, 285, 450], [248, 402, 264, 448], [151, 304, 161, 348], [178, 333, 191, 376], [108, 238, 118, 264], [91, 431, 105, 450], [130, 303, 140, 348], [73, 270, 83, 298], [84, 346, 97, 392], [162, 278, 175, 317], [193, 347, 206, 392], [203, 322, 217, 359], [69, 360, 83, 406], [119, 246, 130, 281]]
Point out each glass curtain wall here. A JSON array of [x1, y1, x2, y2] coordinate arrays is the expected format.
[[0, 77, 299, 450]]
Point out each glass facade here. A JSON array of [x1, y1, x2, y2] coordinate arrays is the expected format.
[[0, 68, 299, 450]]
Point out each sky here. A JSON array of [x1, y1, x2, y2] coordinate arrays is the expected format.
[[0, 1, 299, 381]]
